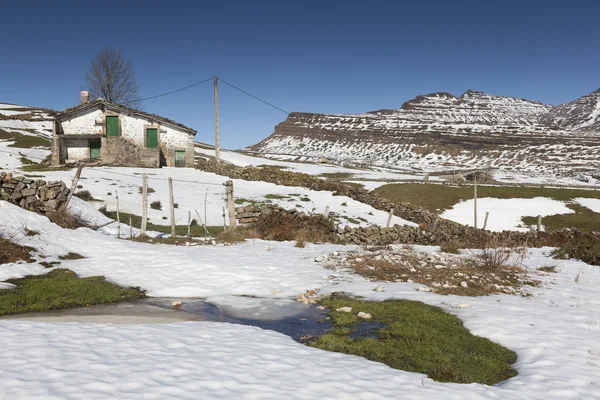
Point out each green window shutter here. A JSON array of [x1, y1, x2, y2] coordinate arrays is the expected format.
[[106, 116, 119, 136], [175, 150, 186, 167], [146, 128, 158, 148]]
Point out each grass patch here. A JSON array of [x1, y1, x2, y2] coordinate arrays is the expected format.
[[257, 164, 287, 170], [0, 237, 33, 264], [58, 253, 85, 260], [19, 156, 35, 165], [150, 201, 162, 210], [537, 265, 557, 273], [264, 194, 288, 200], [0, 269, 145, 316], [319, 172, 354, 180], [47, 208, 89, 229], [299, 197, 311, 202], [376, 183, 600, 213], [522, 204, 600, 232], [3, 131, 50, 149], [138, 187, 156, 194], [314, 296, 517, 385], [73, 190, 96, 201], [250, 212, 337, 243], [98, 209, 222, 238], [552, 236, 600, 266]]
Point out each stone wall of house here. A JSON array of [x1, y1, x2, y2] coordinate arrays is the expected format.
[[59, 109, 104, 136], [101, 137, 159, 168], [0, 172, 70, 214], [56, 107, 194, 167], [65, 138, 91, 162]]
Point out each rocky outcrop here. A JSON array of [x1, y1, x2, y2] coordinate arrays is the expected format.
[[539, 88, 600, 132], [0, 172, 69, 214], [246, 89, 600, 181]]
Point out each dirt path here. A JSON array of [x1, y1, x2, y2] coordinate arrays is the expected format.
[[0, 300, 204, 324]]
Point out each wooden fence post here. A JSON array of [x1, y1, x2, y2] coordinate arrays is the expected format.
[[129, 217, 133, 238], [537, 215, 542, 233], [115, 190, 121, 238], [187, 211, 191, 238], [60, 164, 83, 212], [386, 209, 394, 228], [195, 209, 210, 240], [168, 177, 176, 237], [473, 173, 478, 229], [222, 206, 227, 232], [141, 173, 148, 236], [324, 206, 330, 218], [483, 211, 489, 230], [224, 180, 236, 230]]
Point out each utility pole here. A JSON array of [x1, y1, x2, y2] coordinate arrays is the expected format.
[[473, 172, 478, 229], [214, 76, 221, 163]]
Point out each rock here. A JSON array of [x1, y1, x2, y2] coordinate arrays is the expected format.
[[460, 281, 469, 288], [317, 305, 326, 310], [373, 284, 386, 292], [336, 307, 352, 313], [14, 181, 26, 193], [21, 188, 37, 197], [457, 304, 471, 309], [416, 287, 432, 292], [22, 178, 33, 184], [271, 289, 281, 295], [357, 312, 372, 319], [172, 301, 182, 310], [434, 265, 447, 270], [315, 255, 325, 262]]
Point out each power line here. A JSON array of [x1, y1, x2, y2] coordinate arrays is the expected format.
[[125, 77, 214, 104], [217, 78, 290, 115]]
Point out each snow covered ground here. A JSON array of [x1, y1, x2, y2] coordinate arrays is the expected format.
[[1, 202, 600, 398], [0, 140, 50, 169], [195, 146, 440, 182], [441, 197, 575, 231], [0, 102, 54, 137], [4, 165, 416, 229]]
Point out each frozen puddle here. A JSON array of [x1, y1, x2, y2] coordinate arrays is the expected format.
[[146, 296, 332, 342], [2, 297, 332, 343]]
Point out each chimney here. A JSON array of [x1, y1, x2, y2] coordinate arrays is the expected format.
[[80, 91, 89, 104]]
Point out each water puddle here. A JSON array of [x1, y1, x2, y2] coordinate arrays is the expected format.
[[349, 321, 387, 339], [144, 297, 332, 343]]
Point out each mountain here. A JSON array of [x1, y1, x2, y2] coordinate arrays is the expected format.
[[0, 103, 55, 138], [246, 89, 600, 183], [539, 89, 600, 132]]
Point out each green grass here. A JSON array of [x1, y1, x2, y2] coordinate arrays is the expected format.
[[0, 269, 145, 316], [150, 200, 162, 210], [522, 204, 600, 232], [319, 172, 354, 179], [0, 130, 50, 149], [314, 296, 517, 385], [21, 162, 71, 172], [376, 183, 600, 213], [99, 209, 223, 238], [265, 194, 288, 200]]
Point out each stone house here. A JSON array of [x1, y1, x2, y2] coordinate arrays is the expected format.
[[51, 94, 196, 168]]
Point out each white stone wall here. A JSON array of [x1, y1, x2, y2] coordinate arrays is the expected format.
[[60, 109, 104, 135], [57, 106, 194, 166], [65, 139, 90, 161]]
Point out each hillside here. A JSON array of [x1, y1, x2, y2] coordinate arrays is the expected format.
[[247, 89, 600, 184]]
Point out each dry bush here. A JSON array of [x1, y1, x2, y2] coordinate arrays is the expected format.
[[47, 208, 89, 230], [468, 239, 527, 270], [0, 233, 34, 264], [250, 212, 337, 243]]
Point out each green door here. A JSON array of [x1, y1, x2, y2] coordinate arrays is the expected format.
[[175, 150, 186, 167], [89, 140, 101, 159], [146, 128, 158, 148], [106, 116, 119, 136]]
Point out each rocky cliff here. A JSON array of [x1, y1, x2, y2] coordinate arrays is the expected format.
[[247, 89, 600, 183]]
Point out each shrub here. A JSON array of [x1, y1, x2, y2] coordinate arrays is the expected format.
[[0, 237, 33, 264], [74, 190, 93, 201], [250, 212, 337, 243], [47, 208, 88, 229], [552, 237, 600, 266], [150, 201, 162, 210]]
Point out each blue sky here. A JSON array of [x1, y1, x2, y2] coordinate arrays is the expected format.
[[1, 0, 599, 148]]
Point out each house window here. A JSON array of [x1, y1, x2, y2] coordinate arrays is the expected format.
[[89, 139, 101, 159], [146, 128, 158, 148], [106, 116, 119, 136]]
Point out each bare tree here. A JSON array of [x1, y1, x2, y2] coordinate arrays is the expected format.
[[84, 48, 141, 107]]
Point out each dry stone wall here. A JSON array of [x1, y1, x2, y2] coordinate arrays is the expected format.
[[0, 172, 70, 214]]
